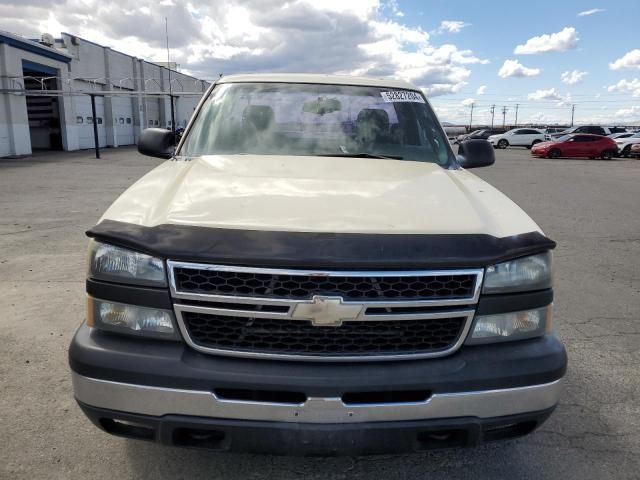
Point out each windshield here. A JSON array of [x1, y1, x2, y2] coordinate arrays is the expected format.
[[179, 82, 454, 166]]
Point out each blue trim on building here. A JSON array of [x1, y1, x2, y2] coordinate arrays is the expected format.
[[22, 59, 59, 75], [0, 33, 71, 63]]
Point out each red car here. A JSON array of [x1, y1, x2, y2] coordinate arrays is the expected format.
[[531, 134, 617, 160]]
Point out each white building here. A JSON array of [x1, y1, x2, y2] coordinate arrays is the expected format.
[[0, 30, 209, 157]]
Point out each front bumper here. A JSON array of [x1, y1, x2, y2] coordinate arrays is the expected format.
[[78, 401, 556, 455], [70, 324, 566, 454]]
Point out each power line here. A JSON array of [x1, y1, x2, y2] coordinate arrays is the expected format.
[[490, 105, 495, 129], [469, 102, 474, 130], [514, 104, 519, 127], [501, 106, 508, 128]]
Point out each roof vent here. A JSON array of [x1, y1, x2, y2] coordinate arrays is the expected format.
[[40, 33, 55, 46]]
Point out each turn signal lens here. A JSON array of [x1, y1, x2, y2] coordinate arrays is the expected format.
[[466, 305, 552, 345], [88, 297, 178, 339]]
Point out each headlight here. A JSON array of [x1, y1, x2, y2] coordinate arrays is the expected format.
[[466, 305, 552, 344], [88, 240, 166, 286], [483, 252, 552, 294], [87, 297, 178, 339]]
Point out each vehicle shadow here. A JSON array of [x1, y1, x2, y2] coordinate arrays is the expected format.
[[123, 435, 565, 479]]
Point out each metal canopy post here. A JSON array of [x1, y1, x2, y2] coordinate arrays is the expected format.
[[169, 94, 176, 135], [90, 93, 100, 159]]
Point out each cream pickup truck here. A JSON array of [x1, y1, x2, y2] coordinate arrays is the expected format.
[[69, 74, 566, 455]]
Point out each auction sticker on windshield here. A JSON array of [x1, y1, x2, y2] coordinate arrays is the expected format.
[[380, 91, 425, 103]]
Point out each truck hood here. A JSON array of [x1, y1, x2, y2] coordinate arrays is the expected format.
[[101, 155, 540, 237]]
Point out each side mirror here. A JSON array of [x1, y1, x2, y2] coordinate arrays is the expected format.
[[456, 139, 495, 169], [137, 128, 175, 159]]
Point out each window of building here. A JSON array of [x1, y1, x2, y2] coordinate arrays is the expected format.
[[126, 118, 132, 124], [119, 118, 124, 124], [76, 116, 84, 124], [97, 118, 103, 125], [87, 117, 93, 124]]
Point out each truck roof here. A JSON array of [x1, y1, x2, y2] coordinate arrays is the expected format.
[[217, 73, 420, 91]]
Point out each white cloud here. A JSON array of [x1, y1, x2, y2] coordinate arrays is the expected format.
[[514, 27, 579, 54], [498, 59, 541, 78], [461, 98, 475, 106], [607, 78, 640, 97], [527, 88, 563, 101], [422, 83, 466, 97], [0, 0, 487, 97], [476, 85, 486, 95], [577, 8, 605, 16], [435, 20, 471, 34], [560, 70, 587, 85], [527, 88, 573, 106], [609, 49, 640, 70], [615, 106, 640, 120]]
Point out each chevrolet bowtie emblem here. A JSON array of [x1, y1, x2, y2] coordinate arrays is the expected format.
[[292, 296, 363, 327]]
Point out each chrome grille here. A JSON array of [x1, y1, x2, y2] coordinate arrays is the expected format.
[[168, 262, 483, 361]]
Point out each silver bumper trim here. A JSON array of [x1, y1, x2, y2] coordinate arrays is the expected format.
[[72, 373, 562, 424]]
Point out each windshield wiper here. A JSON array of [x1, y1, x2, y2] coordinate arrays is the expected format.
[[318, 153, 403, 160]]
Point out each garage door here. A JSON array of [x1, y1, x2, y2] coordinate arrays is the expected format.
[[145, 98, 161, 128], [111, 96, 135, 146], [74, 96, 106, 149]]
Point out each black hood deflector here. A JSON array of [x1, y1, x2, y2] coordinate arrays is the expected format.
[[87, 220, 555, 269]]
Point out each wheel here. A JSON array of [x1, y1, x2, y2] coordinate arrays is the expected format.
[[531, 140, 542, 148], [621, 145, 631, 158], [497, 139, 509, 149], [601, 150, 614, 160], [548, 148, 561, 159]]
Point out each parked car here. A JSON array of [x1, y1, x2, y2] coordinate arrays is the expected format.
[[531, 134, 617, 159], [488, 128, 546, 149], [474, 128, 506, 139], [550, 125, 611, 140], [70, 73, 566, 456], [607, 132, 634, 140], [542, 127, 566, 138], [606, 126, 629, 134], [614, 132, 640, 157], [631, 143, 640, 158], [458, 129, 506, 143]]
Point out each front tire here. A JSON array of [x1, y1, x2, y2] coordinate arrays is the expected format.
[[601, 150, 614, 160], [548, 148, 561, 159], [621, 145, 631, 158], [498, 139, 509, 149]]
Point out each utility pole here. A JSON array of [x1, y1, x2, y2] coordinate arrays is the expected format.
[[469, 102, 475, 131], [502, 106, 508, 129], [514, 104, 520, 127], [165, 17, 175, 136], [490, 105, 495, 129], [570, 104, 576, 127]]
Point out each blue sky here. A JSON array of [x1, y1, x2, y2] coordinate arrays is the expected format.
[[398, 0, 640, 124], [2, 0, 639, 124]]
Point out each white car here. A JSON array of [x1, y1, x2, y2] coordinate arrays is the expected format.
[[614, 132, 640, 157], [607, 132, 634, 140], [487, 128, 546, 149]]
